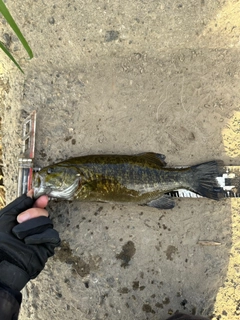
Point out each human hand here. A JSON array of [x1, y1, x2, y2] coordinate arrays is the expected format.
[[0, 191, 60, 292], [17, 189, 49, 223]]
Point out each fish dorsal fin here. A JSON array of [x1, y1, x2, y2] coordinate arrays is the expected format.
[[136, 152, 166, 167]]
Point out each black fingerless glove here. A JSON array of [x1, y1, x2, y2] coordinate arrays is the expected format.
[[0, 194, 60, 292]]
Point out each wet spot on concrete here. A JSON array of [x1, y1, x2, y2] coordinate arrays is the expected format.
[[118, 287, 129, 294], [164, 245, 178, 261], [180, 299, 188, 308], [132, 281, 145, 291], [106, 277, 115, 287], [54, 240, 90, 277], [105, 30, 119, 42], [163, 297, 170, 305], [99, 293, 109, 306], [64, 135, 72, 142], [155, 302, 163, 309], [116, 241, 136, 268], [142, 304, 155, 314], [132, 281, 139, 290], [94, 206, 103, 216], [3, 33, 11, 48], [155, 241, 162, 251]]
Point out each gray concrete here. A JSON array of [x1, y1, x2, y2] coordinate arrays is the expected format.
[[1, 0, 238, 319]]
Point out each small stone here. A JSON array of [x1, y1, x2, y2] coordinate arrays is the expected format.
[[49, 17, 55, 25]]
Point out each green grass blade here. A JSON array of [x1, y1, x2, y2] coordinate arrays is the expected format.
[[0, 41, 24, 73], [0, 0, 33, 59]]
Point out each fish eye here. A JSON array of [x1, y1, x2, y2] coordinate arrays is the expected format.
[[47, 168, 53, 174]]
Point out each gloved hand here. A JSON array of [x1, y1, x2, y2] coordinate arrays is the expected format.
[[0, 192, 60, 292]]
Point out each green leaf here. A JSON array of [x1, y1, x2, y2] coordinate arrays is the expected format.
[[0, 41, 24, 73], [0, 0, 33, 59]]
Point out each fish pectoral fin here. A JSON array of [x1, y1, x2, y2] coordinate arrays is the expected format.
[[136, 152, 166, 167], [146, 196, 175, 209]]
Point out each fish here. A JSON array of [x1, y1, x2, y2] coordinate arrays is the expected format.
[[33, 152, 225, 209]]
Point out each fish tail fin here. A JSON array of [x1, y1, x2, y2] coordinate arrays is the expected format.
[[189, 160, 225, 200]]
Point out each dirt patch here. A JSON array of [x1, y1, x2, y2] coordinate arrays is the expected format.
[[165, 245, 178, 261], [116, 240, 136, 268], [54, 240, 91, 277]]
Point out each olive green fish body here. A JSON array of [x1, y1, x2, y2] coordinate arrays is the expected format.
[[72, 163, 185, 203], [33, 153, 225, 209]]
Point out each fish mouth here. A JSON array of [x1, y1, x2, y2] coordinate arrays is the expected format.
[[33, 173, 80, 200], [33, 173, 52, 199]]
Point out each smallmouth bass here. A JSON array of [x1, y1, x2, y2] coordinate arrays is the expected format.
[[33, 152, 225, 209]]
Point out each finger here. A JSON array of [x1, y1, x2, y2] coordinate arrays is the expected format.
[[33, 195, 49, 209], [27, 189, 34, 198], [13, 216, 54, 239], [25, 228, 61, 246], [28, 189, 49, 208], [17, 207, 49, 223]]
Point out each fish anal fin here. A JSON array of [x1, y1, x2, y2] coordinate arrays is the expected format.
[[146, 196, 175, 210], [136, 152, 167, 167]]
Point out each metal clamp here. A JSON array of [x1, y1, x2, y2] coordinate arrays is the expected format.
[[17, 111, 36, 196]]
